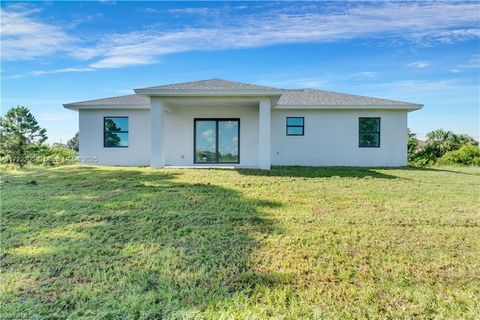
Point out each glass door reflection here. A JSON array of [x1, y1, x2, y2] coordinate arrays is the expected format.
[[194, 119, 239, 164]]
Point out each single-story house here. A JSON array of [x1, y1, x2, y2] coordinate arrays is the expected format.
[[63, 78, 422, 169]]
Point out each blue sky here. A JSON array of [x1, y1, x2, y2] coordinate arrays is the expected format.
[[1, 1, 479, 143]]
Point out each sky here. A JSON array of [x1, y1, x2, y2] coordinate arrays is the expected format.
[[1, 1, 479, 143]]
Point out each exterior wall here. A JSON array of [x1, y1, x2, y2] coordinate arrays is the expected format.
[[163, 104, 259, 166], [79, 109, 150, 166], [271, 109, 408, 166], [78, 105, 409, 167]]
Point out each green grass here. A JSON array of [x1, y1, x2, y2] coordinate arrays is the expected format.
[[1, 166, 479, 319]]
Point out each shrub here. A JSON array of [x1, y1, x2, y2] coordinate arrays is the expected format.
[[410, 146, 437, 167], [1, 147, 78, 169], [407, 130, 418, 163], [37, 145, 78, 166], [436, 144, 480, 166], [408, 129, 478, 167], [426, 129, 478, 158], [1, 144, 78, 167]]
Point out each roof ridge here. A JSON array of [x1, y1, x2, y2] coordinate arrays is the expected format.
[[137, 78, 280, 91]]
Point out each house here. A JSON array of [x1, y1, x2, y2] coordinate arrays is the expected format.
[[63, 78, 423, 169]]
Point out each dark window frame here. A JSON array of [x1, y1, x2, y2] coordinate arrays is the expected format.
[[193, 118, 240, 164], [359, 117, 381, 148], [286, 117, 305, 136], [104, 116, 129, 148]]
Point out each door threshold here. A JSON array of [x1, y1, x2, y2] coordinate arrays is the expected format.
[[164, 165, 259, 169]]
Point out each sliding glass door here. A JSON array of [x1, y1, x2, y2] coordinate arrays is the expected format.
[[194, 119, 239, 164], [218, 120, 239, 163]]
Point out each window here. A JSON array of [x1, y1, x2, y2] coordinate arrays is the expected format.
[[194, 119, 239, 164], [286, 117, 304, 136], [359, 117, 380, 148], [104, 117, 128, 147]]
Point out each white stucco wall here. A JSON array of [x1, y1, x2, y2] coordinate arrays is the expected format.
[[271, 109, 408, 166], [163, 104, 259, 166], [78, 106, 409, 167], [79, 109, 150, 166]]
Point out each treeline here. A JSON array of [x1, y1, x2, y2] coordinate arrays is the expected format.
[[1, 106, 478, 167], [408, 129, 479, 166], [0, 106, 78, 167]]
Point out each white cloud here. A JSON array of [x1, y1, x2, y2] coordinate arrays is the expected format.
[[429, 29, 480, 44], [0, 7, 74, 60], [99, 0, 116, 5], [376, 79, 460, 91], [202, 129, 214, 145], [89, 56, 157, 69], [81, 2, 480, 69], [143, 8, 162, 14], [448, 54, 480, 73], [407, 61, 431, 68], [30, 67, 95, 75], [3, 2, 479, 71], [167, 7, 219, 15], [354, 71, 377, 78]]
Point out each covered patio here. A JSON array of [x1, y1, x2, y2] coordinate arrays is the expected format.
[[147, 96, 277, 169]]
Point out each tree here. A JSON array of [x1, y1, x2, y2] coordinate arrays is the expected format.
[[0, 106, 47, 165], [67, 132, 79, 151], [409, 129, 479, 167], [407, 129, 418, 162], [425, 129, 477, 158], [425, 129, 457, 158], [457, 134, 478, 147]]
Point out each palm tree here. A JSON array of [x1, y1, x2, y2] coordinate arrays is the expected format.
[[426, 129, 477, 158]]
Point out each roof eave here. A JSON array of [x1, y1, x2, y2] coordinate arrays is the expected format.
[[133, 88, 284, 96], [274, 104, 423, 110], [63, 104, 150, 110]]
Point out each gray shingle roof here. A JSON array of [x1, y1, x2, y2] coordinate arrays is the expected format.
[[64, 94, 149, 107], [137, 78, 279, 91], [278, 89, 420, 107], [64, 79, 421, 108]]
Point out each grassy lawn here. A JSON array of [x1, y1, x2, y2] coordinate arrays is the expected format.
[[1, 166, 479, 319]]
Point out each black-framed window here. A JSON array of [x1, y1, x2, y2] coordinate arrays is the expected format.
[[286, 117, 304, 136], [104, 117, 128, 148], [194, 119, 240, 164], [359, 117, 380, 148]]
